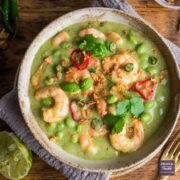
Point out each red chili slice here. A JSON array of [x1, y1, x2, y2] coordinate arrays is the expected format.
[[134, 79, 157, 100], [70, 49, 91, 70], [70, 101, 81, 121]]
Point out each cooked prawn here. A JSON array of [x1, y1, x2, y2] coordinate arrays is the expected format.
[[52, 31, 70, 48], [79, 134, 93, 152], [107, 31, 123, 45], [102, 52, 139, 90], [64, 67, 91, 83], [31, 56, 53, 89], [31, 63, 44, 89], [35, 87, 69, 123], [79, 28, 106, 40], [109, 119, 144, 153]]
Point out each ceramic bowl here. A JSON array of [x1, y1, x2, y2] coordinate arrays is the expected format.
[[155, 0, 180, 9], [18, 8, 180, 173]]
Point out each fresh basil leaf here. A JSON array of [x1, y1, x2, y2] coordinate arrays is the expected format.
[[116, 100, 130, 116], [130, 97, 144, 117], [111, 118, 125, 135], [103, 114, 120, 129]]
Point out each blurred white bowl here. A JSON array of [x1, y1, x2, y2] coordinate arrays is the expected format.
[[155, 0, 180, 9]]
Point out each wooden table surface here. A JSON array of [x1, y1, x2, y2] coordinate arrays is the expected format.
[[0, 0, 179, 179]]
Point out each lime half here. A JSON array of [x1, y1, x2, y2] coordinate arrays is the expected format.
[[0, 131, 32, 180]]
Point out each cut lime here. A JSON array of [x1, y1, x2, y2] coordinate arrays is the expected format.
[[0, 131, 32, 180]]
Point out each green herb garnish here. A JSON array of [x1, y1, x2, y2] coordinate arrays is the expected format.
[[116, 99, 130, 116], [103, 114, 126, 134], [116, 97, 144, 117], [103, 114, 120, 129], [78, 35, 111, 58], [130, 97, 144, 117], [111, 118, 125, 135]]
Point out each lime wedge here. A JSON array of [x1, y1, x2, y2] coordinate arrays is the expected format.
[[0, 131, 32, 180]]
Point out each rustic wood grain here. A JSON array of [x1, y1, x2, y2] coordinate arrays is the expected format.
[[0, 0, 179, 179]]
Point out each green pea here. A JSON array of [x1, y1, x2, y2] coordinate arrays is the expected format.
[[80, 78, 93, 90], [71, 134, 79, 143], [60, 41, 72, 49], [57, 122, 65, 131], [139, 54, 149, 61], [77, 124, 82, 133], [61, 82, 80, 93], [140, 112, 152, 123], [128, 34, 138, 45], [53, 49, 61, 57], [136, 43, 147, 54], [43, 79, 53, 86], [107, 95, 118, 104], [146, 66, 159, 77], [40, 98, 53, 107], [144, 101, 154, 110], [65, 117, 76, 129], [120, 90, 141, 98], [91, 118, 103, 131], [148, 56, 158, 65], [49, 123, 56, 129], [57, 132, 64, 140], [124, 63, 134, 72]]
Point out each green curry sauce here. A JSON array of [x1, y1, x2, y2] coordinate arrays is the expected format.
[[29, 21, 170, 160]]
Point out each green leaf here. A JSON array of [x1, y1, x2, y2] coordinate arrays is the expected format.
[[103, 114, 120, 129], [78, 35, 111, 58], [130, 97, 144, 117], [116, 100, 130, 116], [111, 118, 125, 135]]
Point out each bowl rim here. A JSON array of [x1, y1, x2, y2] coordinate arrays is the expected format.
[[17, 7, 180, 172], [155, 0, 180, 9]]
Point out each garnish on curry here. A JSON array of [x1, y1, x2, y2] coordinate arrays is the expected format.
[[29, 21, 170, 160]]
